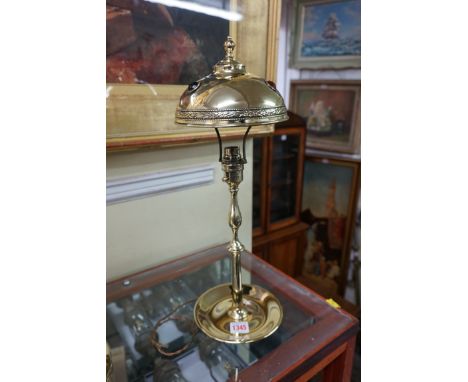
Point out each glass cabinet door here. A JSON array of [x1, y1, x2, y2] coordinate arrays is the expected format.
[[269, 132, 300, 226], [252, 137, 266, 234]]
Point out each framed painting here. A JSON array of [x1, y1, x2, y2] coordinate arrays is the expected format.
[[290, 0, 361, 69], [290, 80, 360, 153], [106, 0, 282, 151], [301, 155, 360, 294]]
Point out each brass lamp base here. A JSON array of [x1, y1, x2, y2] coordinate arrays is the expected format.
[[194, 283, 283, 344]]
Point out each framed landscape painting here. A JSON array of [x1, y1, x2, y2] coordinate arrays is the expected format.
[[290, 0, 361, 69], [290, 80, 360, 153]]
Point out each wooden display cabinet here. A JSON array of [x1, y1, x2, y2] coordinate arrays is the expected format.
[[252, 112, 308, 277], [106, 244, 359, 382]]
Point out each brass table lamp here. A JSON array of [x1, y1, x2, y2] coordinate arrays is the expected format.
[[175, 36, 288, 343]]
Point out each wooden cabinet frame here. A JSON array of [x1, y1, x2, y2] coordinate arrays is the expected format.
[[253, 116, 306, 237], [253, 113, 308, 277]]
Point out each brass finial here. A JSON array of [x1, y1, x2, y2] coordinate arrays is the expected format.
[[213, 36, 244, 76], [224, 36, 235, 59]]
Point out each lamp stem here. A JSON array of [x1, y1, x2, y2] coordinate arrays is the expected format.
[[228, 182, 244, 306], [221, 145, 248, 319]]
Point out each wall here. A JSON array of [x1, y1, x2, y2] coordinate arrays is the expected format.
[[276, 0, 361, 107], [106, 139, 253, 281]]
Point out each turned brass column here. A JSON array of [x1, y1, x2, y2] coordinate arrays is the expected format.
[[222, 146, 246, 316]]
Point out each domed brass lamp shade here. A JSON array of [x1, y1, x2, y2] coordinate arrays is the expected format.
[[175, 37, 288, 344]]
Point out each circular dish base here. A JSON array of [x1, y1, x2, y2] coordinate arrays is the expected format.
[[194, 283, 283, 344]]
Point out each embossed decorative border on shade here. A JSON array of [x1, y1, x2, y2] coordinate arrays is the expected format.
[[175, 106, 288, 127]]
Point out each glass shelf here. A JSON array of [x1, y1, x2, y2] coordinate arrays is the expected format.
[[269, 133, 300, 224], [252, 138, 264, 230], [107, 257, 313, 382]]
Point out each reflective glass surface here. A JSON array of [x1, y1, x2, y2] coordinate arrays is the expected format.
[[269, 133, 300, 223], [252, 137, 264, 230], [107, 257, 314, 382]]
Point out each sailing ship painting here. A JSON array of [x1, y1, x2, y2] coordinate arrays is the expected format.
[[322, 13, 340, 40], [300, 0, 360, 58]]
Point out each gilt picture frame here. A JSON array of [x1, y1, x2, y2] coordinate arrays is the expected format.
[[290, 80, 360, 153], [290, 0, 361, 69], [106, 0, 282, 151]]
